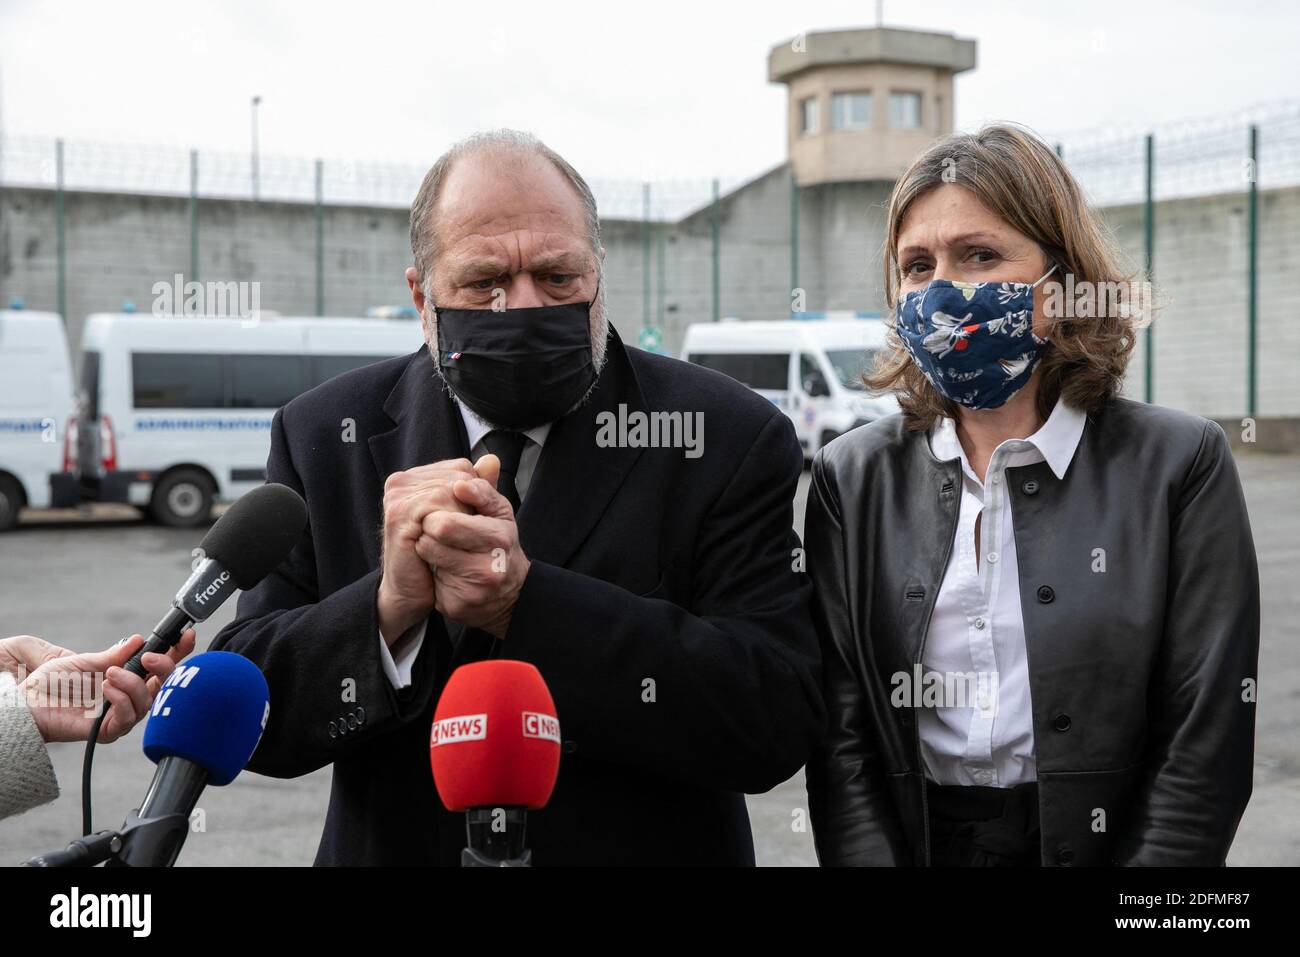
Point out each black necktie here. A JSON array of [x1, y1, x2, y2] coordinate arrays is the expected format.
[[481, 429, 527, 512]]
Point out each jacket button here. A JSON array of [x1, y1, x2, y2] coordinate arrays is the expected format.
[[562, 740, 578, 755], [1023, 479, 1040, 495], [328, 720, 338, 738], [1057, 847, 1075, 866], [347, 714, 358, 730], [1037, 585, 1055, 603], [356, 707, 366, 725], [1053, 713, 1072, 732]]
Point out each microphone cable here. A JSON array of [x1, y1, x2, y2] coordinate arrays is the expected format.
[[81, 701, 108, 836]]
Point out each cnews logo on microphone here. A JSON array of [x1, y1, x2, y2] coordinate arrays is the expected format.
[[430, 713, 488, 746], [522, 711, 561, 743]]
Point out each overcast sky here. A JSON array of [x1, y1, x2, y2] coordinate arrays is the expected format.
[[0, 0, 1295, 183]]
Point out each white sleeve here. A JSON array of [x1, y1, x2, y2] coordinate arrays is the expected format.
[[377, 622, 428, 690], [0, 672, 60, 822]]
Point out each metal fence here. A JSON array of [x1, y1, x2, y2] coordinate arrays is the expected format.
[[0, 131, 741, 218], [2, 101, 1299, 417]]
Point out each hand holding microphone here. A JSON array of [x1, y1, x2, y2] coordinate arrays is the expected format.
[[0, 630, 195, 743]]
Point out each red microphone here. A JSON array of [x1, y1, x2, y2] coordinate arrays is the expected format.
[[429, 660, 561, 866]]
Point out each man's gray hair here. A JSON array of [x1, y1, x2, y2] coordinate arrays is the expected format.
[[409, 129, 602, 287]]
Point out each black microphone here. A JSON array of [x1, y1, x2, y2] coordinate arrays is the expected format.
[[120, 483, 308, 679], [79, 483, 303, 838]]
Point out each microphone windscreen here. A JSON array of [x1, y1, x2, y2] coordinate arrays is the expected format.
[[430, 660, 560, 812], [143, 651, 270, 786], [199, 483, 307, 589]]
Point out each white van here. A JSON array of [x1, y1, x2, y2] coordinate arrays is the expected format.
[[0, 310, 80, 530], [76, 313, 424, 526], [681, 318, 898, 459]]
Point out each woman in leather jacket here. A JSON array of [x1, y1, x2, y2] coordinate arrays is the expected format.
[[803, 124, 1260, 867]]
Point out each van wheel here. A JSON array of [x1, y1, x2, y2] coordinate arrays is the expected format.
[[0, 476, 24, 532], [150, 470, 213, 527]]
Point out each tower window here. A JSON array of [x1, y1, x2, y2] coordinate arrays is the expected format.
[[831, 92, 872, 130], [799, 96, 819, 135], [889, 92, 923, 129]]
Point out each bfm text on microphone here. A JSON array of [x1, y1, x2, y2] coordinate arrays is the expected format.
[[25, 651, 270, 867], [429, 660, 561, 867], [119, 650, 271, 866]]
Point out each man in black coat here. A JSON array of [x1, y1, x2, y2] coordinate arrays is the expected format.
[[210, 130, 823, 866]]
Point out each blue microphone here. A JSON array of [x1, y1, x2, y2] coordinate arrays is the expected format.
[[143, 651, 269, 783], [118, 652, 270, 865], [23, 652, 269, 868]]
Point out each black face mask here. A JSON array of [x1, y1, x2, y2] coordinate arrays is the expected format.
[[433, 294, 598, 430]]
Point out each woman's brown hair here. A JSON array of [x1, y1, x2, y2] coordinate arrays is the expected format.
[[867, 123, 1148, 430]]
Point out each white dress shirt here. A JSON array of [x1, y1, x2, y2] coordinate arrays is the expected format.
[[919, 398, 1086, 787], [377, 406, 551, 689]]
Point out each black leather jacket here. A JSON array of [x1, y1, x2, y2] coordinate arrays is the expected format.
[[803, 397, 1260, 866]]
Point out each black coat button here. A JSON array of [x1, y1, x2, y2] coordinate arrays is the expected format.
[[356, 707, 365, 725], [327, 721, 338, 738], [1057, 847, 1075, 865], [347, 714, 358, 730], [1023, 479, 1040, 495], [1053, 713, 1072, 732], [1037, 585, 1055, 603], [562, 740, 578, 755]]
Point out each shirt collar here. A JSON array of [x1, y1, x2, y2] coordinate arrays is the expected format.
[[458, 403, 552, 452], [930, 398, 1085, 481], [1027, 397, 1086, 479]]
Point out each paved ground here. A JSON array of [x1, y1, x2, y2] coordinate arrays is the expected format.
[[1, 452, 1295, 866]]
